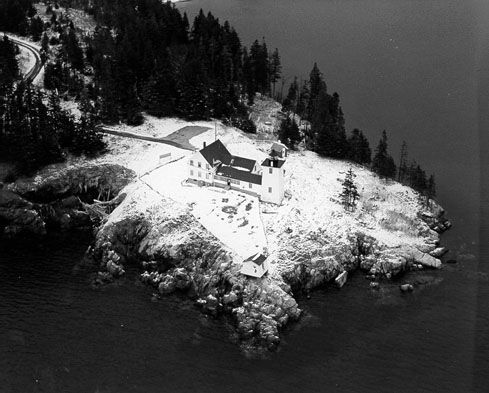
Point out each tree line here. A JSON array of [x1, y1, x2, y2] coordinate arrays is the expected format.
[[1, 0, 437, 201], [0, 35, 104, 175], [281, 63, 436, 201], [39, 0, 283, 126]]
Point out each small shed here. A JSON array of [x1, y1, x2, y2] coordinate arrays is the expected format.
[[240, 253, 269, 278]]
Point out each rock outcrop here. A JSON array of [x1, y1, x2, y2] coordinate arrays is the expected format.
[[0, 164, 135, 238], [0, 188, 46, 237], [88, 175, 451, 350]]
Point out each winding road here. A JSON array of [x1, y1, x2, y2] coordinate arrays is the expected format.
[[3, 34, 43, 83]]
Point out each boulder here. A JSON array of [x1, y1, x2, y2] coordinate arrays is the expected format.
[[223, 291, 238, 305], [370, 282, 380, 290], [400, 246, 442, 269], [400, 283, 414, 292], [106, 260, 125, 277], [158, 275, 177, 294], [173, 268, 191, 290], [430, 247, 448, 258]]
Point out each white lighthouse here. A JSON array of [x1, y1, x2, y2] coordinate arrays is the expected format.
[[260, 142, 287, 205]]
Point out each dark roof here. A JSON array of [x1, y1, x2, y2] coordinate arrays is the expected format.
[[230, 155, 256, 171], [243, 253, 267, 266], [200, 140, 232, 166], [261, 158, 285, 168], [216, 166, 262, 185]]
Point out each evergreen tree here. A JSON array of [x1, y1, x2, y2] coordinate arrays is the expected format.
[[278, 115, 301, 149], [0, 0, 34, 34], [296, 79, 309, 117], [426, 174, 436, 205], [282, 76, 298, 112], [62, 27, 84, 71], [347, 128, 371, 165], [269, 48, 281, 98], [40, 32, 50, 63], [306, 62, 326, 120], [372, 130, 396, 179], [339, 168, 360, 211], [0, 36, 19, 89], [29, 16, 44, 41], [72, 94, 106, 156], [398, 140, 408, 183]]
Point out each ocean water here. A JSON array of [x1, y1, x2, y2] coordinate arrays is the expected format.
[[1, 0, 488, 391]]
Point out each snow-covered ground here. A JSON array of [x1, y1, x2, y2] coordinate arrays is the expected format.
[[17, 45, 36, 78], [82, 114, 434, 273], [96, 122, 270, 259]]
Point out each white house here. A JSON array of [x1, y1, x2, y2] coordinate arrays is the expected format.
[[187, 139, 287, 205], [240, 253, 269, 278]]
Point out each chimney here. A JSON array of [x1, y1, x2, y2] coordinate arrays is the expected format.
[[203, 141, 207, 148]]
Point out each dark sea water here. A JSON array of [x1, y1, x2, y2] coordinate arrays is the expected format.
[[1, 0, 488, 391]]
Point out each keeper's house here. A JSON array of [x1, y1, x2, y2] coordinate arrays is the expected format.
[[187, 140, 287, 205]]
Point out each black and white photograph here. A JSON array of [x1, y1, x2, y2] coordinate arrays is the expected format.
[[0, 0, 488, 391]]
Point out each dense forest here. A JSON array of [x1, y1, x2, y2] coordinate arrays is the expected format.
[[0, 0, 436, 200], [0, 34, 104, 174], [47, 0, 280, 126]]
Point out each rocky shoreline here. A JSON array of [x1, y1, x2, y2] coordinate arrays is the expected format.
[[0, 160, 451, 350]]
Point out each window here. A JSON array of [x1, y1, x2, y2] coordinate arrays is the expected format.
[[198, 171, 201, 178], [206, 164, 210, 170], [268, 187, 272, 193], [249, 183, 252, 189], [269, 168, 273, 174], [206, 173, 209, 179], [190, 170, 194, 176], [198, 162, 202, 168], [190, 160, 194, 166]]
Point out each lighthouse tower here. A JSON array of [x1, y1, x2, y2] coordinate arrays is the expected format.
[[260, 142, 287, 205]]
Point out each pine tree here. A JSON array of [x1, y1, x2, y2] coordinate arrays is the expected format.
[[29, 16, 44, 41], [347, 128, 371, 165], [372, 130, 396, 179], [40, 32, 49, 63], [306, 62, 326, 120], [398, 141, 408, 183], [62, 28, 84, 71], [282, 76, 298, 112], [339, 168, 360, 212], [278, 115, 301, 149], [426, 174, 436, 206], [269, 48, 281, 98]]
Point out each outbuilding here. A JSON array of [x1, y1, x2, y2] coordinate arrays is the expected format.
[[240, 253, 269, 278]]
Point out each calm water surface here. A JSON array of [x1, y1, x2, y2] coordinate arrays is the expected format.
[[1, 0, 488, 392]]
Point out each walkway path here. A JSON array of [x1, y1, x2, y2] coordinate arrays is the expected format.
[[99, 125, 210, 151]]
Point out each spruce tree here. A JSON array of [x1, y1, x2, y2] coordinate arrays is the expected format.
[[278, 115, 301, 149], [269, 48, 281, 98], [372, 130, 396, 179], [282, 76, 298, 112], [398, 141, 408, 183], [347, 128, 371, 165], [339, 168, 360, 212]]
